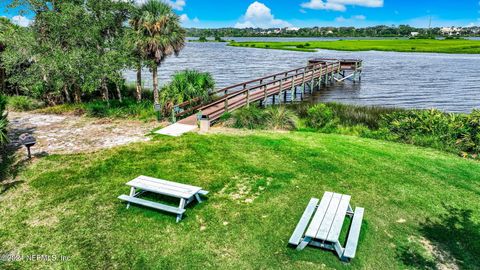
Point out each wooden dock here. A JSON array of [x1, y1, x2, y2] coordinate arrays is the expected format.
[[156, 58, 362, 136]]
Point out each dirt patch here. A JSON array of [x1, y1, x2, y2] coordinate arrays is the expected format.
[[218, 174, 272, 203], [408, 235, 460, 270], [7, 112, 163, 155]]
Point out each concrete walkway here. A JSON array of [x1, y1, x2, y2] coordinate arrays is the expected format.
[[155, 123, 197, 137]]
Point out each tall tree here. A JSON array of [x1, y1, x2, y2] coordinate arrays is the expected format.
[[6, 0, 132, 104], [130, 0, 186, 115]]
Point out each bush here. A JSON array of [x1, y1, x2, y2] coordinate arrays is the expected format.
[[296, 44, 305, 49], [380, 109, 480, 156], [305, 104, 335, 129], [86, 102, 108, 117], [264, 106, 298, 130], [6, 96, 45, 111], [231, 106, 265, 129]]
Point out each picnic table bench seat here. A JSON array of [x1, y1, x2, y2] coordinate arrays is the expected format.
[[119, 175, 208, 222], [289, 192, 365, 262], [118, 195, 186, 215]]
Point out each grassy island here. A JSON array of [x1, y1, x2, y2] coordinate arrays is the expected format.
[[228, 39, 480, 54]]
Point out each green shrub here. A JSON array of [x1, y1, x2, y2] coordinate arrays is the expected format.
[[264, 106, 298, 130], [380, 109, 478, 155], [231, 106, 265, 129], [296, 44, 305, 49], [86, 102, 108, 117], [7, 96, 45, 111], [306, 104, 335, 129]]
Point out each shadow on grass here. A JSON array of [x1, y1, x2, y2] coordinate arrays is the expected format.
[[0, 124, 43, 194], [398, 204, 480, 269]]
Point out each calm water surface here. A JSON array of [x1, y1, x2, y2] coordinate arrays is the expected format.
[[124, 41, 480, 113]]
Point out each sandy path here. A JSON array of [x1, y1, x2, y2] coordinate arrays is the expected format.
[[7, 112, 163, 156]]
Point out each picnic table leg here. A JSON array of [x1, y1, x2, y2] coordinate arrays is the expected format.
[[176, 198, 186, 223], [333, 241, 344, 259], [296, 236, 312, 251], [127, 187, 136, 209], [195, 194, 202, 203], [347, 204, 354, 216]]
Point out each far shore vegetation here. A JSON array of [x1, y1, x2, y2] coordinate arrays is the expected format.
[[228, 39, 480, 54]]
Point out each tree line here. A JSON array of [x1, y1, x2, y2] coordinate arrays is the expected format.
[[187, 25, 480, 38]]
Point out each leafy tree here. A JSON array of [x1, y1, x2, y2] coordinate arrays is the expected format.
[[130, 0, 186, 115], [6, 0, 132, 104]]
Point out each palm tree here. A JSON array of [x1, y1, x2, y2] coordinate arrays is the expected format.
[[130, 0, 186, 114], [160, 69, 215, 116]]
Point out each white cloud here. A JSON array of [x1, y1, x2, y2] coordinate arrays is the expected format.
[[235, 1, 291, 28], [179, 14, 199, 23], [11, 15, 31, 27], [165, 0, 186, 11], [301, 0, 383, 12], [335, 14, 366, 22], [132, 0, 186, 11]]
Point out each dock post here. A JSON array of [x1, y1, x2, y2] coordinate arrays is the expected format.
[[291, 79, 296, 102], [263, 85, 268, 106], [279, 79, 283, 103]]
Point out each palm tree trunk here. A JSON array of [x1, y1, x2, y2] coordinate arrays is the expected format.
[[152, 66, 161, 121], [152, 66, 159, 105], [136, 63, 142, 102]]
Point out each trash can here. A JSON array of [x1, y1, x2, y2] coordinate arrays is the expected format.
[[198, 115, 210, 133]]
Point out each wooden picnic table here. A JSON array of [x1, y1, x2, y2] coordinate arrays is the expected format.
[[289, 191, 365, 261], [118, 175, 208, 222]]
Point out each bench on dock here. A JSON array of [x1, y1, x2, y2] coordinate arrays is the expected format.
[[289, 192, 365, 262], [118, 175, 208, 222]]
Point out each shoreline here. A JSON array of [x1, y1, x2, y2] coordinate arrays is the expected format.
[[227, 39, 480, 54]]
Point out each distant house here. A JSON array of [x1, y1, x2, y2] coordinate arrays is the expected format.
[[410, 32, 419, 37], [440, 27, 462, 36], [286, 27, 300, 32]]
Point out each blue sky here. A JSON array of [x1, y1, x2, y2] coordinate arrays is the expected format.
[[1, 0, 480, 28]]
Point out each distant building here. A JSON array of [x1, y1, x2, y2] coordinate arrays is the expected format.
[[286, 27, 300, 31], [410, 32, 419, 37], [440, 27, 462, 36]]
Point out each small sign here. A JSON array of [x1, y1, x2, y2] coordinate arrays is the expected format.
[[154, 104, 161, 112]]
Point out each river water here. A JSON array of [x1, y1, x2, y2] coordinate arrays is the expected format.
[[124, 40, 480, 113]]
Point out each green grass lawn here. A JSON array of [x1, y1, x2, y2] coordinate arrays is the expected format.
[[1, 131, 480, 269], [228, 39, 480, 54]]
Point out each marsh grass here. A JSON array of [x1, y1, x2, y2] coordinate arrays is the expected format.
[[229, 39, 480, 54]]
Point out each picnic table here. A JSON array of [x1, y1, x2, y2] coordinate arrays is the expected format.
[[289, 191, 364, 261], [118, 175, 208, 222]]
